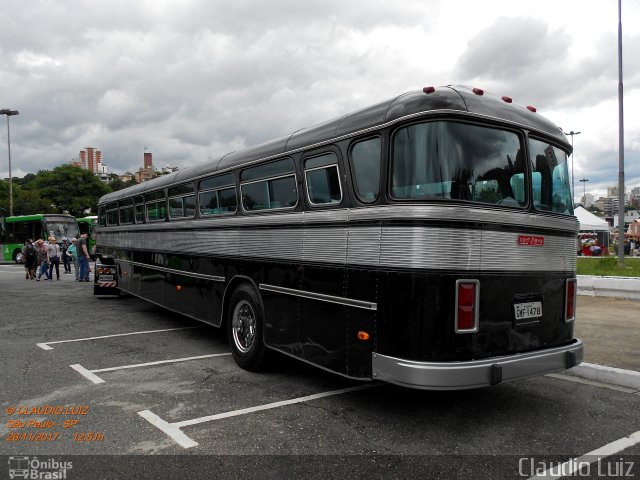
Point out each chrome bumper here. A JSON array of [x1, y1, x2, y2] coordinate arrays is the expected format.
[[371, 339, 583, 390]]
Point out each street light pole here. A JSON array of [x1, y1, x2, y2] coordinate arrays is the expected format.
[[579, 178, 589, 204], [617, 0, 625, 266], [0, 109, 19, 217], [564, 130, 581, 205]]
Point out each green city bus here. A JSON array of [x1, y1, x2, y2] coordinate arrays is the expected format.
[[0, 214, 80, 262], [76, 216, 97, 257]]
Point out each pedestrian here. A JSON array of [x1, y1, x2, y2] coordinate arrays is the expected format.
[[60, 237, 72, 274], [36, 239, 51, 281], [47, 236, 61, 281], [22, 239, 37, 280], [76, 233, 91, 282], [67, 238, 79, 281]]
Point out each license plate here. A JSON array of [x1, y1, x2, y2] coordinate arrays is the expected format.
[[514, 301, 542, 320], [99, 275, 114, 281]]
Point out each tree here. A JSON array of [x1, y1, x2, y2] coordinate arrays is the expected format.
[[31, 165, 111, 216], [107, 173, 125, 192], [13, 187, 55, 215]]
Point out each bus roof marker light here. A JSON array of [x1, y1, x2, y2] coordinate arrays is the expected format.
[[472, 87, 484, 96], [502, 96, 513, 103], [527, 105, 537, 112], [422, 86, 435, 94]]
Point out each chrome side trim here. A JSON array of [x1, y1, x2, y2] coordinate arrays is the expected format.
[[100, 223, 577, 273], [115, 259, 225, 282], [371, 339, 584, 390], [259, 284, 377, 311]]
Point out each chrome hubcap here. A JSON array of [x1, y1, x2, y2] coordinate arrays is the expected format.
[[232, 300, 256, 353]]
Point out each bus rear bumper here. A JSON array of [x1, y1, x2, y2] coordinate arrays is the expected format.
[[371, 339, 583, 390]]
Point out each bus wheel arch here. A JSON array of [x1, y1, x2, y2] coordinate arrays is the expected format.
[[224, 279, 267, 371]]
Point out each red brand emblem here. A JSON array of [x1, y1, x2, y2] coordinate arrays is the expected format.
[[518, 235, 545, 246]]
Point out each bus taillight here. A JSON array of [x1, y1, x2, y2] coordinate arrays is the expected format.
[[455, 280, 479, 333], [565, 279, 577, 323]]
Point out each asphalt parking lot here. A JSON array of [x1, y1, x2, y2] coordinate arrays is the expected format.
[[1, 263, 639, 479]]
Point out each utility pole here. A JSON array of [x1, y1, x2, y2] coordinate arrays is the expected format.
[[564, 130, 581, 204], [0, 109, 19, 217], [579, 178, 589, 203], [617, 0, 625, 266]]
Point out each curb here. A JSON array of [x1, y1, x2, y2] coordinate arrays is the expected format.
[[577, 275, 640, 300], [566, 362, 640, 390]]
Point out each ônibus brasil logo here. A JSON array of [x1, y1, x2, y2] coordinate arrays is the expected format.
[[8, 456, 73, 479]]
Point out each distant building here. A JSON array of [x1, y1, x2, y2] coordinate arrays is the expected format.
[[581, 193, 595, 208], [119, 172, 135, 183], [96, 163, 109, 183], [160, 166, 179, 175], [71, 146, 111, 182], [135, 152, 158, 183], [593, 196, 619, 216]]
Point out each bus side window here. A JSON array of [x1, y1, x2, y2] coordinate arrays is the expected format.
[[199, 173, 237, 216], [145, 190, 167, 222], [304, 153, 342, 206], [98, 206, 107, 226], [134, 196, 145, 223], [350, 137, 381, 203], [168, 183, 196, 220], [119, 198, 134, 225], [106, 202, 119, 226], [240, 159, 298, 212]]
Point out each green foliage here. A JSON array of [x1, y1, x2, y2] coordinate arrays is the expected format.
[[13, 187, 56, 214], [29, 165, 111, 216], [577, 256, 640, 277]]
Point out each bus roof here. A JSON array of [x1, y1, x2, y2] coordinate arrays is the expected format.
[[3, 214, 76, 222], [98, 85, 569, 205]]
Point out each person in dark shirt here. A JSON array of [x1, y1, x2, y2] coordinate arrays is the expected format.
[[76, 233, 91, 282]]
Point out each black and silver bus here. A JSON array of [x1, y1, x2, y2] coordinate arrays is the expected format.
[[95, 85, 583, 390]]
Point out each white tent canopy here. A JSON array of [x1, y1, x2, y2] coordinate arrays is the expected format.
[[574, 206, 609, 231]]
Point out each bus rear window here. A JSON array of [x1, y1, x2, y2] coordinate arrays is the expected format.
[[391, 121, 525, 207]]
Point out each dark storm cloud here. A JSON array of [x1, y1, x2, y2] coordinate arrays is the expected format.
[[1, 0, 638, 199], [454, 16, 640, 107], [0, 0, 433, 176], [454, 15, 640, 199]]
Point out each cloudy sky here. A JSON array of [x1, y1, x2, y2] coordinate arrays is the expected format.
[[1, 0, 639, 201]]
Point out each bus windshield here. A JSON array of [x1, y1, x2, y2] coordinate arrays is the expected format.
[[44, 219, 79, 240]]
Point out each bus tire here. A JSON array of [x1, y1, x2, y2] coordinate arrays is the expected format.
[[13, 249, 23, 264], [227, 283, 266, 371]]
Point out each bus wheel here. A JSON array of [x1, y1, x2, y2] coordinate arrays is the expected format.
[[227, 283, 266, 371], [13, 250, 23, 264]]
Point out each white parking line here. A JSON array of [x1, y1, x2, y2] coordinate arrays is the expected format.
[[527, 430, 640, 480], [71, 352, 232, 384], [138, 384, 379, 449], [37, 326, 204, 350]]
